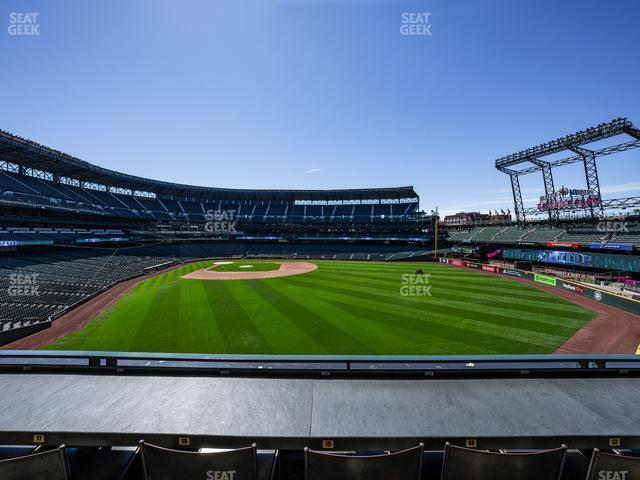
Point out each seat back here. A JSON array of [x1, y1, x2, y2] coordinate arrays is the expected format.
[[140, 441, 257, 480], [0, 445, 69, 480], [441, 443, 566, 480], [586, 449, 640, 480], [304, 444, 423, 480]]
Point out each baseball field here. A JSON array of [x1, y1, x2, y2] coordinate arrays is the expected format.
[[46, 260, 595, 354]]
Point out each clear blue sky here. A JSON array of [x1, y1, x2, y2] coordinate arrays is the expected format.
[[1, 0, 638, 215]]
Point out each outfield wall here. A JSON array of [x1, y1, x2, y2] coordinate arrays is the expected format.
[[437, 258, 640, 316], [0, 321, 50, 347], [503, 248, 640, 273]]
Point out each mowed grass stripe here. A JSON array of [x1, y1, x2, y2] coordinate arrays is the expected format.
[[201, 281, 273, 353], [176, 280, 226, 353], [287, 274, 586, 337], [262, 283, 416, 355], [316, 269, 556, 309], [325, 297, 503, 354], [299, 293, 477, 355], [284, 276, 555, 350], [318, 269, 591, 321], [225, 280, 325, 354], [313, 294, 493, 355], [320, 268, 577, 307], [46, 260, 595, 354], [247, 280, 370, 352], [293, 273, 579, 343], [324, 294, 543, 354], [131, 271, 182, 352]]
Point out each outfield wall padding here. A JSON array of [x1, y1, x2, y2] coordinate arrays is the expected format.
[[0, 321, 50, 346]]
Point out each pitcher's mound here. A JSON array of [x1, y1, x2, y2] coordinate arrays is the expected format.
[[181, 261, 317, 280]]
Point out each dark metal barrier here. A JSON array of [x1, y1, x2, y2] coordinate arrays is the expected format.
[[0, 350, 638, 379]]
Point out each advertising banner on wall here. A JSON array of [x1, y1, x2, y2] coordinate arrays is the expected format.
[[589, 243, 633, 251], [534, 273, 557, 286], [560, 282, 585, 295], [546, 241, 579, 249], [500, 268, 523, 277], [0, 240, 53, 247], [504, 248, 640, 273]]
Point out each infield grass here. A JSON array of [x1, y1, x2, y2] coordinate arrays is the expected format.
[[46, 261, 595, 355], [209, 262, 280, 272]]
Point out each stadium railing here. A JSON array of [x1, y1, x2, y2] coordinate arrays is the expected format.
[[0, 350, 638, 378], [0, 352, 639, 479]]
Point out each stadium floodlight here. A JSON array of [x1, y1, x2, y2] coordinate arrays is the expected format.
[[496, 118, 640, 224], [494, 118, 633, 170]]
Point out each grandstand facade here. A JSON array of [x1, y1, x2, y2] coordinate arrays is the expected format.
[[0, 129, 430, 243]]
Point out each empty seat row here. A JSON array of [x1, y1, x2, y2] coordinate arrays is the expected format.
[[1, 442, 638, 480]]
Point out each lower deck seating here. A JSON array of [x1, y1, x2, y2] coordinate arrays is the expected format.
[[0, 242, 433, 331], [0, 247, 180, 329]]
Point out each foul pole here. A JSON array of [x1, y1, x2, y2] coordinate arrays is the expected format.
[[434, 207, 439, 257]]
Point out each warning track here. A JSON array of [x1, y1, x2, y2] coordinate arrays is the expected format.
[[457, 267, 640, 354]]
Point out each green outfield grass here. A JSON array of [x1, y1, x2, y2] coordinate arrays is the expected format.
[[46, 261, 595, 355], [209, 262, 280, 272]]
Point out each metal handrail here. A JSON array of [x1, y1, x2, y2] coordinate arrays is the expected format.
[[0, 350, 638, 378]]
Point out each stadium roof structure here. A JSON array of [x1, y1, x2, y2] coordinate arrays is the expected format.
[[0, 130, 417, 202], [495, 118, 640, 224]]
